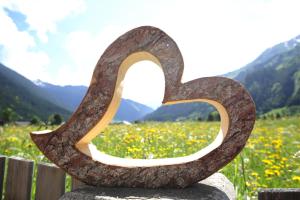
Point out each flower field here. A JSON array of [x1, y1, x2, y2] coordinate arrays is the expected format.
[[0, 117, 299, 199]]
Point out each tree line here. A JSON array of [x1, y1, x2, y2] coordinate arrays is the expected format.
[[0, 107, 63, 126]]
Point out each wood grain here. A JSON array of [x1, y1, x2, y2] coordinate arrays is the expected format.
[[258, 188, 300, 200], [5, 157, 33, 200], [31, 26, 256, 188], [35, 163, 66, 200], [0, 155, 6, 198]]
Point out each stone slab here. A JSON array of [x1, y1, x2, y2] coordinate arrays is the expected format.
[[60, 173, 236, 200]]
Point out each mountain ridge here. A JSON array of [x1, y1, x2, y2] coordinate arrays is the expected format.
[[225, 34, 300, 81], [0, 63, 71, 121], [33, 80, 87, 112], [144, 35, 300, 121], [33, 80, 154, 122], [0, 63, 154, 122], [2, 34, 300, 122]]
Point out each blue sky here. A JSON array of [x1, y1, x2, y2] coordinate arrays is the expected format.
[[1, 0, 300, 108]]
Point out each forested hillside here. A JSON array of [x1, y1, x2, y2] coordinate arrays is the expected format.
[[0, 63, 70, 121], [145, 36, 300, 121]]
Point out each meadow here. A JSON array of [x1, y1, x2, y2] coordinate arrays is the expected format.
[[0, 117, 299, 199]]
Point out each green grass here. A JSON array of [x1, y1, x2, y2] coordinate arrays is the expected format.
[[261, 105, 300, 119], [0, 117, 299, 199]]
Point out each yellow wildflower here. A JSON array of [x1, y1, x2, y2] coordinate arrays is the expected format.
[[281, 157, 288, 162], [271, 139, 282, 149], [273, 170, 280, 176], [246, 181, 251, 187], [292, 176, 300, 181], [271, 165, 281, 170], [6, 136, 20, 143], [262, 159, 273, 165], [265, 169, 280, 176], [265, 169, 274, 176], [251, 172, 259, 177]]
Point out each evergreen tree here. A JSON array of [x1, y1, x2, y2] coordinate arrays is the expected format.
[[30, 115, 41, 125], [49, 114, 63, 125], [1, 107, 19, 123]]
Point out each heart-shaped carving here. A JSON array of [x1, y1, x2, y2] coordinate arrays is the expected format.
[[31, 26, 255, 188]]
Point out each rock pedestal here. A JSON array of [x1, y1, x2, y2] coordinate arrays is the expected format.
[[60, 173, 236, 200]]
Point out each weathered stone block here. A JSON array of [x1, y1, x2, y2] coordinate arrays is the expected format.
[[60, 173, 236, 200]]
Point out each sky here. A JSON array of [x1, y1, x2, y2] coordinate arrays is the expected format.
[[1, 0, 300, 108]]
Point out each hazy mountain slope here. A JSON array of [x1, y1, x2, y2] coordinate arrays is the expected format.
[[145, 35, 300, 121], [34, 80, 87, 112], [225, 35, 300, 81], [36, 81, 154, 122], [243, 44, 300, 114], [0, 63, 71, 121], [144, 102, 214, 121], [115, 99, 153, 122]]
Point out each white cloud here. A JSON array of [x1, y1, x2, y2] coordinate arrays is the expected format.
[[0, 6, 49, 80], [0, 0, 86, 81], [59, 25, 141, 85], [2, 0, 300, 108], [154, 0, 300, 81], [3, 0, 86, 42], [60, 0, 300, 107]]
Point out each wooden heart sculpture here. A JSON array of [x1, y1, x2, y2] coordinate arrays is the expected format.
[[31, 26, 255, 188]]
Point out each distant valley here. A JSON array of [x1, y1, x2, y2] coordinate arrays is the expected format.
[[1, 34, 300, 122], [144, 34, 300, 121], [0, 64, 153, 122], [35, 80, 154, 122], [0, 63, 71, 121]]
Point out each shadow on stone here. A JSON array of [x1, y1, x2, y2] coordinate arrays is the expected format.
[[60, 173, 235, 200]]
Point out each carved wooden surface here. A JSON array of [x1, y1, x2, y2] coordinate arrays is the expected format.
[[31, 26, 255, 188]]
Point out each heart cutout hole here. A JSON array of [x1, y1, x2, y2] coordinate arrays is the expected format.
[[75, 52, 228, 167], [94, 102, 220, 160]]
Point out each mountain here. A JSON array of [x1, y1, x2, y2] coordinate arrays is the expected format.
[[144, 102, 214, 121], [115, 99, 154, 122], [0, 63, 71, 121], [0, 62, 153, 122], [145, 35, 300, 121], [35, 80, 154, 122], [33, 80, 87, 112], [225, 34, 300, 81], [3, 34, 299, 122], [243, 44, 300, 114]]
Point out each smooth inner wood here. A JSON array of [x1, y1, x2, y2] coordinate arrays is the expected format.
[[72, 51, 230, 167]]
